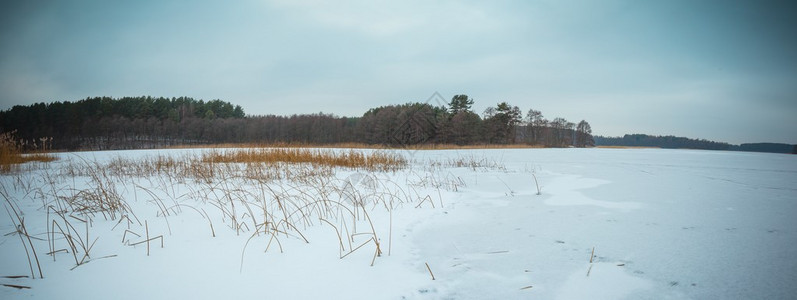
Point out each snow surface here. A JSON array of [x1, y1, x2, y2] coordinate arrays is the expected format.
[[1, 148, 796, 299]]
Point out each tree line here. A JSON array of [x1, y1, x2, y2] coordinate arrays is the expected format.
[[0, 95, 593, 151], [594, 134, 796, 154], [594, 134, 732, 150], [359, 95, 593, 147]]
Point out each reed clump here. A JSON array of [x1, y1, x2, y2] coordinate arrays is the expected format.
[[0, 131, 57, 173], [201, 148, 407, 172], [3, 146, 476, 276], [167, 142, 547, 150], [430, 155, 507, 172]]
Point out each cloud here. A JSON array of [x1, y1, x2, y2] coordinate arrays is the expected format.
[[0, 0, 795, 143], [0, 59, 67, 105], [265, 0, 506, 38]]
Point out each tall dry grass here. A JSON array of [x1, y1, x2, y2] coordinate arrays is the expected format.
[[167, 142, 380, 150], [0, 131, 57, 173], [427, 154, 507, 172], [2, 146, 479, 277], [167, 142, 548, 151], [202, 148, 406, 172]]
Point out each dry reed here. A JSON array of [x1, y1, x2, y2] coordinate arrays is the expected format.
[[201, 148, 406, 172], [425, 262, 435, 280], [3, 144, 476, 277], [167, 142, 548, 150], [0, 131, 57, 173]]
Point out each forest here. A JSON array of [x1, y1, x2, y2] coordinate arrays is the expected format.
[[0, 95, 593, 151], [595, 134, 797, 154], [594, 134, 732, 150]]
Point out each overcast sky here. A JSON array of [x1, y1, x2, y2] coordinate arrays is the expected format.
[[1, 0, 795, 144]]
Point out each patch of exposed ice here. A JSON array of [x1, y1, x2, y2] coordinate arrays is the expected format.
[[544, 175, 642, 211]]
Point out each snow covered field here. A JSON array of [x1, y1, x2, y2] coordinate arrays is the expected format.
[[1, 148, 795, 299]]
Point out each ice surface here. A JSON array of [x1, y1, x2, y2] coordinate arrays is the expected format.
[[1, 148, 795, 299]]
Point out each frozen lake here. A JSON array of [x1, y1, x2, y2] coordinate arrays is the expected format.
[[1, 148, 795, 299]]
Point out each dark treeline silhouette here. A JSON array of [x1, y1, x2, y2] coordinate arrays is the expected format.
[[1, 95, 593, 151], [359, 96, 593, 147], [734, 143, 796, 154], [1, 96, 246, 150], [594, 134, 732, 150], [595, 134, 796, 154]]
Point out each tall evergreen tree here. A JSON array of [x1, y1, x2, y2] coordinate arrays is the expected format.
[[449, 94, 474, 115]]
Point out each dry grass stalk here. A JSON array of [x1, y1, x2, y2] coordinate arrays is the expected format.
[[425, 262, 435, 280], [586, 246, 596, 276], [48, 213, 97, 267], [2, 284, 31, 289], [1, 182, 43, 278], [3, 208, 43, 279]]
